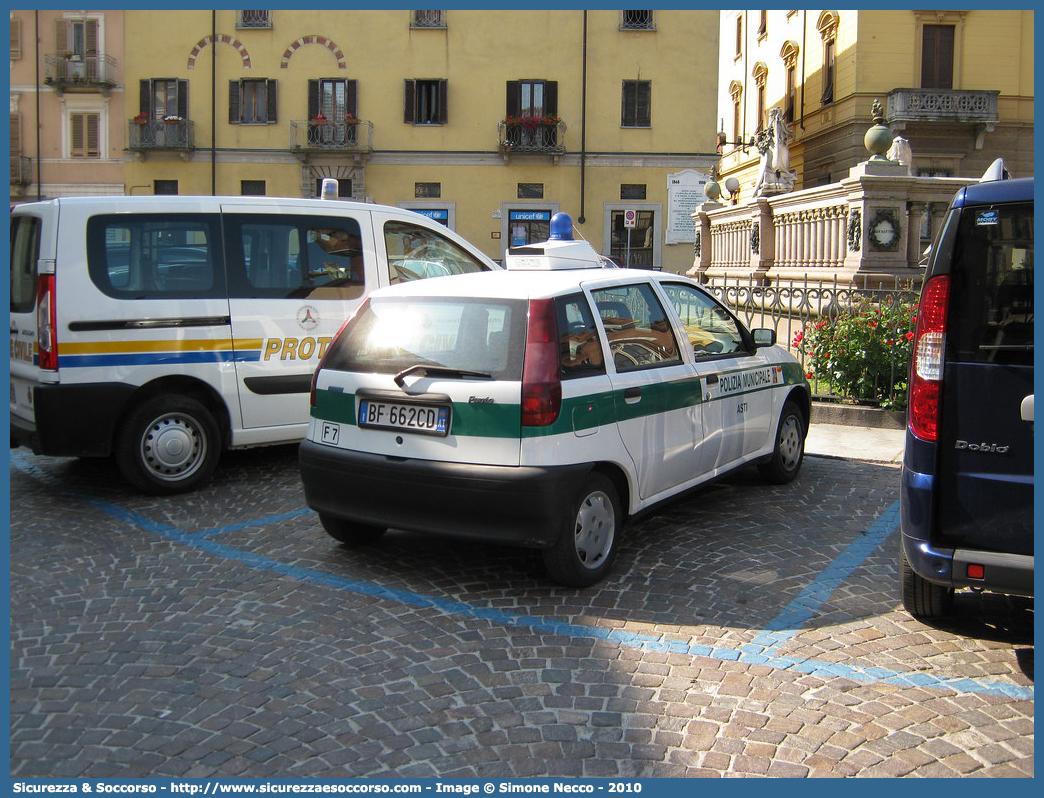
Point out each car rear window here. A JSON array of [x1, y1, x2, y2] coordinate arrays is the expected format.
[[324, 296, 527, 380], [948, 201, 1033, 366]]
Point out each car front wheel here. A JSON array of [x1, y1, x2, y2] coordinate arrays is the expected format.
[[758, 399, 805, 484], [543, 473, 621, 588]]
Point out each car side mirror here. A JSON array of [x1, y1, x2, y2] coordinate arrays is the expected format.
[[752, 328, 776, 348]]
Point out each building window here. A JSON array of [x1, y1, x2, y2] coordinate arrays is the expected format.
[[620, 184, 646, 200], [230, 79, 277, 124], [753, 63, 768, 131], [730, 82, 743, 147], [237, 11, 271, 29], [821, 38, 835, 104], [11, 18, 22, 59], [140, 78, 188, 121], [56, 17, 98, 61], [518, 183, 544, 199], [506, 80, 558, 120], [70, 113, 100, 158], [154, 180, 178, 195], [817, 12, 839, 106], [735, 15, 743, 58], [784, 65, 796, 123], [758, 10, 767, 37], [314, 178, 353, 198], [241, 180, 266, 196], [404, 79, 447, 125], [415, 182, 441, 198], [621, 80, 651, 128], [411, 11, 446, 29], [921, 24, 955, 89], [509, 210, 552, 248], [610, 210, 655, 269], [620, 11, 654, 30], [308, 78, 358, 125]]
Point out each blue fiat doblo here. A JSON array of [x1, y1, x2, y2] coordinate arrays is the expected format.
[[900, 162, 1033, 617]]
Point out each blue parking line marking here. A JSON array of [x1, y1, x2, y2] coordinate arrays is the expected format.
[[200, 509, 312, 537], [748, 501, 900, 655], [11, 453, 1033, 701]]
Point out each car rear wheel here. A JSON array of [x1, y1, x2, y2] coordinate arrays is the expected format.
[[758, 399, 805, 484], [115, 394, 220, 495], [900, 542, 954, 618], [320, 515, 387, 547], [543, 473, 621, 588]]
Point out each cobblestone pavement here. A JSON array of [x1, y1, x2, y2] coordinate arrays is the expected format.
[[9, 445, 1033, 779]]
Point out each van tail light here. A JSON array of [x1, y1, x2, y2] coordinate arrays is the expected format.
[[37, 274, 58, 371], [909, 275, 950, 441], [521, 299, 562, 427], [309, 299, 366, 407]]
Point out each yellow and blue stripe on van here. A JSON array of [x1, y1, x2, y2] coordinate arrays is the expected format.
[[55, 338, 265, 368]]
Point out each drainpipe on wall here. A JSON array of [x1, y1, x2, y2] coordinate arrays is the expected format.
[[211, 10, 217, 195], [577, 10, 588, 225], [34, 10, 42, 201]]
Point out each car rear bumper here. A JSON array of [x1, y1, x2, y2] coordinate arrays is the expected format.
[[901, 464, 1034, 597], [299, 438, 592, 548]]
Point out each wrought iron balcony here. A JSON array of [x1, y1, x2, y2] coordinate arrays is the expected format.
[[411, 10, 446, 28], [44, 54, 118, 95], [237, 10, 272, 28], [498, 119, 566, 158], [127, 119, 195, 152], [886, 88, 999, 127], [290, 120, 374, 155]]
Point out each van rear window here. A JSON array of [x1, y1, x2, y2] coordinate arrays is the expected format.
[[87, 214, 224, 299], [948, 201, 1033, 366], [10, 215, 41, 313]]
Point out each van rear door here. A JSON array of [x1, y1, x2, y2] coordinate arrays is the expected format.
[[9, 211, 47, 442], [935, 200, 1034, 556]]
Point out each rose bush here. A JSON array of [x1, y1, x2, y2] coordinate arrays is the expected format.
[[794, 293, 917, 409]]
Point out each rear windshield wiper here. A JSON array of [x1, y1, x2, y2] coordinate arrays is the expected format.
[[394, 364, 493, 388]]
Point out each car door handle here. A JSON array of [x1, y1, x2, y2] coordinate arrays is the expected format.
[[1021, 395, 1033, 422], [624, 387, 642, 404]]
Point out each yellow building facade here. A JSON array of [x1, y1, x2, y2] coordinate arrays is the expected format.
[[117, 9, 720, 272], [715, 9, 1034, 199]]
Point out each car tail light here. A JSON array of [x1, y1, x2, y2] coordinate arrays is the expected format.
[[37, 274, 58, 371], [309, 299, 366, 407], [909, 275, 949, 441], [521, 299, 562, 427]]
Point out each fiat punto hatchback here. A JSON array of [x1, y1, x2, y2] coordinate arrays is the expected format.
[[299, 216, 810, 586]]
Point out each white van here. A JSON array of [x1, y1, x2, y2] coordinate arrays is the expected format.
[[9, 194, 498, 494]]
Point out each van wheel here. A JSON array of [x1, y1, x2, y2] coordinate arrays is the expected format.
[[900, 542, 954, 618], [320, 515, 387, 546], [758, 400, 805, 484], [543, 473, 621, 588], [115, 395, 220, 495]]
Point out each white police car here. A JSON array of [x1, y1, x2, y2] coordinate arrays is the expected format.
[[299, 215, 810, 586]]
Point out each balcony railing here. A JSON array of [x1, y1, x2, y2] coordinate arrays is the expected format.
[[237, 10, 272, 28], [887, 88, 999, 126], [127, 119, 195, 151], [498, 120, 566, 157], [10, 155, 32, 185], [290, 120, 374, 154], [411, 10, 446, 28], [44, 54, 118, 92]]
